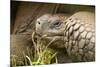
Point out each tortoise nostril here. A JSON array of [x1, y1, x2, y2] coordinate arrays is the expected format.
[[38, 21, 40, 24]]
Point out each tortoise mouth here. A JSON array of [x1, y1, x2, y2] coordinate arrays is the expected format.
[[38, 34, 64, 39], [36, 32, 64, 37], [35, 33, 64, 40], [34, 32, 65, 48], [35, 32, 65, 41]]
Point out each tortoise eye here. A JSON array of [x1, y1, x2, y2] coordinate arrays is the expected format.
[[53, 22, 61, 26]]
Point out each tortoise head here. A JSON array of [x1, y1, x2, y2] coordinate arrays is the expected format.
[[35, 14, 70, 48]]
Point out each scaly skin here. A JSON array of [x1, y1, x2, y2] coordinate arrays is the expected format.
[[35, 11, 95, 62], [64, 12, 95, 61]]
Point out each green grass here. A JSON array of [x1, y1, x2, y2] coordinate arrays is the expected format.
[[31, 32, 58, 65], [11, 32, 58, 66]]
